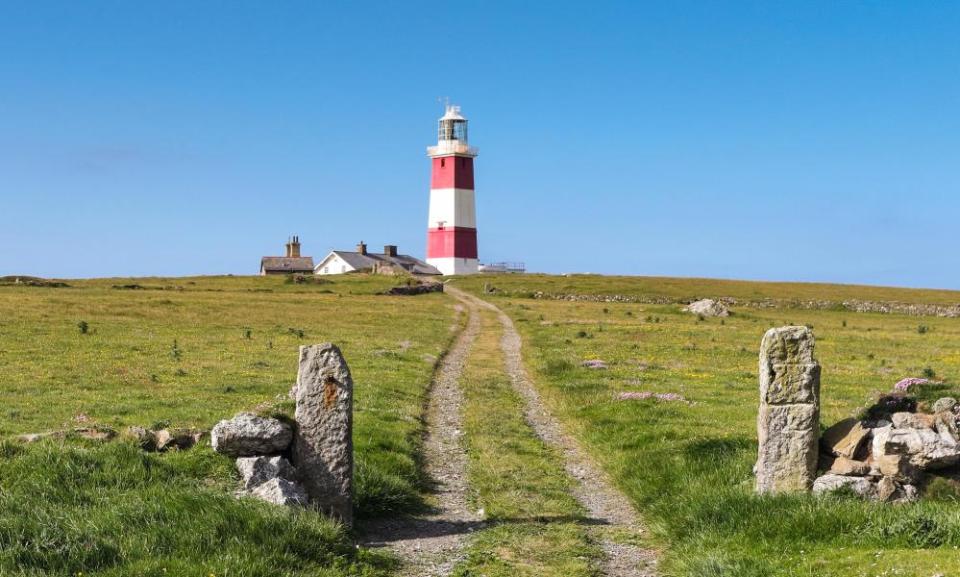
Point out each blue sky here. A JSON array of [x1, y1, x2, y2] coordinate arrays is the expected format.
[[1, 2, 958, 287]]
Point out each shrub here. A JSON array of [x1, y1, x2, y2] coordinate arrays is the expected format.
[[923, 367, 936, 379], [918, 325, 929, 334], [77, 320, 89, 335]]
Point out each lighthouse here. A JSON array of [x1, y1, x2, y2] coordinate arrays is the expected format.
[[426, 104, 479, 275]]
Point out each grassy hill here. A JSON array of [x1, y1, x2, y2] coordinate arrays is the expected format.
[[455, 273, 960, 305], [0, 274, 456, 576], [455, 274, 960, 577], [5, 272, 960, 576]]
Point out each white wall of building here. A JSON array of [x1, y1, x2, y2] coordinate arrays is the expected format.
[[315, 253, 356, 275]]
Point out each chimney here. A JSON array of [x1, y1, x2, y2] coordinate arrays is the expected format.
[[357, 241, 367, 255], [284, 237, 292, 258], [289, 235, 301, 258], [384, 245, 398, 257]]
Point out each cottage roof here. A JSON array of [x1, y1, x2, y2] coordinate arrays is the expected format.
[[260, 256, 315, 272], [326, 251, 441, 276]]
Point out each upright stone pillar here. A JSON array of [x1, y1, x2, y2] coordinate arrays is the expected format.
[[755, 326, 820, 493], [293, 343, 354, 525]]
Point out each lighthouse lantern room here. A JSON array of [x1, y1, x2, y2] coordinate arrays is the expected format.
[[426, 104, 479, 275]]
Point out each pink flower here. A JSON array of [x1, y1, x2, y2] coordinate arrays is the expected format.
[[893, 377, 930, 393]]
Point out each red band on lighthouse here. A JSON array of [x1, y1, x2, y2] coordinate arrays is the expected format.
[[430, 156, 474, 189], [427, 226, 478, 259]]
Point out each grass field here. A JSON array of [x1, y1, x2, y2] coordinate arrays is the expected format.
[[7, 272, 960, 575], [455, 275, 960, 576], [0, 274, 456, 575], [465, 273, 960, 306]]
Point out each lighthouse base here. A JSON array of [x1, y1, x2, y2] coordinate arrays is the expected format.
[[427, 257, 479, 276]]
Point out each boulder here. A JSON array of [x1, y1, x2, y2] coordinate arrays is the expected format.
[[293, 343, 354, 525], [872, 425, 960, 470], [684, 299, 730, 317], [933, 397, 958, 414], [236, 455, 296, 490], [828, 456, 870, 476], [873, 454, 918, 482], [125, 426, 157, 451], [211, 413, 293, 457], [821, 418, 870, 459], [813, 473, 876, 498], [891, 412, 935, 430], [875, 476, 918, 503], [250, 477, 309, 507], [155, 429, 203, 451]]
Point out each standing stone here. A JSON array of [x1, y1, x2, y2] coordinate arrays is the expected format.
[[293, 343, 354, 526], [755, 326, 821, 493]]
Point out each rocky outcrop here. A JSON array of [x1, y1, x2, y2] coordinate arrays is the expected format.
[[813, 404, 960, 502], [293, 343, 354, 526], [821, 418, 870, 459], [382, 282, 443, 296], [872, 417, 960, 470], [211, 413, 293, 458], [684, 299, 730, 317], [755, 326, 820, 493]]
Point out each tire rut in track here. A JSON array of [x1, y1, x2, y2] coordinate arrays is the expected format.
[[358, 292, 482, 577], [448, 286, 658, 577]]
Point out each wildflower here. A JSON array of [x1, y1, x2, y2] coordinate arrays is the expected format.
[[893, 377, 930, 392], [581, 359, 608, 369]]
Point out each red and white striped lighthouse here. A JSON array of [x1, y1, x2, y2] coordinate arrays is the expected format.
[[426, 104, 479, 275]]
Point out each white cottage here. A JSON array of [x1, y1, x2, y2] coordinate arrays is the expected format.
[[315, 242, 441, 276]]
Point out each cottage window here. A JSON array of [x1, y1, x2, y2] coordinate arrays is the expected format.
[[323, 267, 329, 274]]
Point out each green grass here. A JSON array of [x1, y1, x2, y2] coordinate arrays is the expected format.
[[0, 274, 458, 575], [454, 307, 600, 577], [459, 272, 960, 305], [0, 437, 391, 576], [455, 274, 960, 576]]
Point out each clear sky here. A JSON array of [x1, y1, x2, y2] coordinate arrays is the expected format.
[[2, 2, 958, 287]]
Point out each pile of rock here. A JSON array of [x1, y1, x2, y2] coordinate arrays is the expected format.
[[212, 343, 355, 526], [815, 398, 960, 502], [683, 298, 730, 317], [212, 413, 308, 507]]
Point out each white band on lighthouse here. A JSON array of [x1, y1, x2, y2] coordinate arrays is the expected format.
[[427, 188, 476, 229]]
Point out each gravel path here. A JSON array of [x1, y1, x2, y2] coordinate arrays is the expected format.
[[449, 286, 658, 577], [358, 292, 482, 576]]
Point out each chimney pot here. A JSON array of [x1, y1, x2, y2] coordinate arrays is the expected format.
[[357, 241, 367, 255]]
